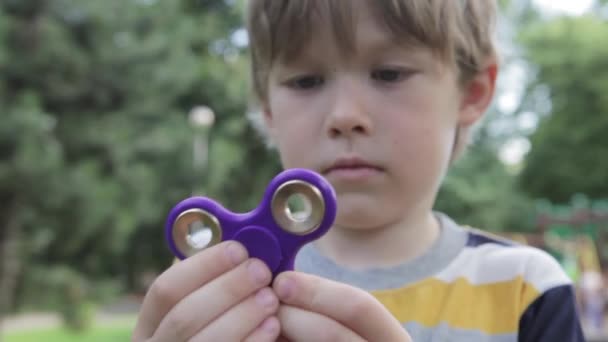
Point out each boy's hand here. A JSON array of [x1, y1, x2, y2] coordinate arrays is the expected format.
[[272, 272, 412, 342], [132, 241, 281, 342]]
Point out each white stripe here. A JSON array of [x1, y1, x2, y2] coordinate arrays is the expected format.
[[434, 243, 572, 291], [404, 321, 517, 342]]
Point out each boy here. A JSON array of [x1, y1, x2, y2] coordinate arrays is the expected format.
[[133, 1, 585, 341]]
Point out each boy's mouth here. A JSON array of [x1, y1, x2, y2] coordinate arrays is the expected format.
[[322, 157, 383, 180]]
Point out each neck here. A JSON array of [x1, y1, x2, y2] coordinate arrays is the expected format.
[[314, 211, 440, 269]]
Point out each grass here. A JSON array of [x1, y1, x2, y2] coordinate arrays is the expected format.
[[4, 321, 135, 342]]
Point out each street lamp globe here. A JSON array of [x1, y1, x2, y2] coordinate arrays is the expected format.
[[189, 106, 215, 128]]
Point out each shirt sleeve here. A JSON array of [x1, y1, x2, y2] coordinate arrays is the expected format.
[[516, 246, 586, 342]]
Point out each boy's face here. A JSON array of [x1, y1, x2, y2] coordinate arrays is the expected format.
[[262, 6, 495, 231]]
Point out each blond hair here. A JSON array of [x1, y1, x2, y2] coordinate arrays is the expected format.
[[245, 0, 498, 156]]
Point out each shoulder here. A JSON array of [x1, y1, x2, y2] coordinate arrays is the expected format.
[[460, 227, 589, 340], [437, 226, 572, 292]]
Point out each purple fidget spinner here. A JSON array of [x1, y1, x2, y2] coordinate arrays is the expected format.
[[165, 168, 337, 278]]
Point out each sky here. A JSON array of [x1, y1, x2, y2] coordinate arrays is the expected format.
[[533, 0, 595, 16]]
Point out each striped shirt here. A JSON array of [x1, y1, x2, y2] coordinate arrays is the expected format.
[[295, 212, 585, 341]]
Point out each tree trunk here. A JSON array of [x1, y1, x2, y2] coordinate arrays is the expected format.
[[0, 200, 22, 331]]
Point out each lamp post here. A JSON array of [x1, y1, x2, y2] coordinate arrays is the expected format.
[[189, 105, 215, 195]]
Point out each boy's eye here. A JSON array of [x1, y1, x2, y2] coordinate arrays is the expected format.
[[286, 75, 324, 90], [371, 68, 411, 83]]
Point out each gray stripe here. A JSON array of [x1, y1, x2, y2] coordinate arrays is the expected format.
[[403, 321, 516, 342], [294, 212, 468, 291]]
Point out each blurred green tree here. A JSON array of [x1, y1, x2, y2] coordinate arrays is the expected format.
[[435, 123, 536, 232], [517, 15, 608, 202], [0, 0, 278, 321]]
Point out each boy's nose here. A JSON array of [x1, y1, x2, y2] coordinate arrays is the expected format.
[[326, 86, 373, 139]]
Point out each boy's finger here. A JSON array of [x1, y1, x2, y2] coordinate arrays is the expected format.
[[152, 258, 272, 341], [132, 241, 248, 340], [273, 271, 406, 341], [243, 316, 281, 342], [189, 287, 279, 341], [278, 305, 364, 342]]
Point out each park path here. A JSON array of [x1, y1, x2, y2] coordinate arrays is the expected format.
[[1, 295, 142, 333]]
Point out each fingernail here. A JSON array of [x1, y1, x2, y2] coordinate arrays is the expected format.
[[226, 242, 247, 266], [255, 288, 277, 308], [248, 259, 270, 285], [261, 317, 279, 334], [275, 276, 294, 300]]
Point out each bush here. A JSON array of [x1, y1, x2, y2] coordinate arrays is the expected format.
[[58, 273, 95, 332], [17, 265, 97, 331]]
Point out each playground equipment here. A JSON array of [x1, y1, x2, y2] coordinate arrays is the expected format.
[[535, 194, 608, 274]]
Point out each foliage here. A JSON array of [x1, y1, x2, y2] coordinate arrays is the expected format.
[[0, 0, 275, 316], [435, 122, 536, 232], [20, 266, 96, 331], [517, 14, 608, 202]]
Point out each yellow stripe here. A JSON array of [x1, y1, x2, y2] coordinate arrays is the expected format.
[[371, 276, 540, 334]]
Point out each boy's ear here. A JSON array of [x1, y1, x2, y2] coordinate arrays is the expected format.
[[262, 105, 276, 137], [263, 105, 272, 124], [458, 59, 498, 127]]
